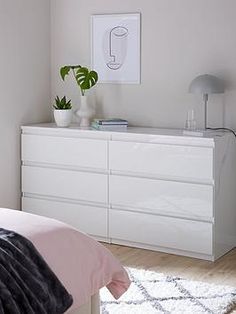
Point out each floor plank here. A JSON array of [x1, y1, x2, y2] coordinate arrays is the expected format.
[[103, 243, 236, 313]]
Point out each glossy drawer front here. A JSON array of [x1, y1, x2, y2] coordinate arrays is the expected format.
[[110, 210, 213, 255], [22, 134, 108, 169], [109, 141, 213, 181], [110, 175, 213, 220], [22, 197, 107, 238], [22, 166, 108, 204]]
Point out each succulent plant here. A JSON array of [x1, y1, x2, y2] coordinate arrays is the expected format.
[[53, 96, 72, 110]]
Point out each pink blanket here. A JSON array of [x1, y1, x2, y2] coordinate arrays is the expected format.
[[0, 208, 130, 311]]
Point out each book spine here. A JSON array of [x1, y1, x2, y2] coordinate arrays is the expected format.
[[91, 123, 127, 131], [93, 119, 128, 125], [99, 122, 128, 125]]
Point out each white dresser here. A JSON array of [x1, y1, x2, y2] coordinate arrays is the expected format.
[[21, 124, 236, 261]]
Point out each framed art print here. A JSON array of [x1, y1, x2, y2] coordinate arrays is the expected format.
[[91, 13, 141, 84]]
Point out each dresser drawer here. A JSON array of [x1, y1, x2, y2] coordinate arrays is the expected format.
[[110, 175, 213, 220], [109, 141, 213, 182], [22, 166, 108, 204], [22, 197, 108, 238], [22, 134, 108, 169], [110, 210, 213, 255]]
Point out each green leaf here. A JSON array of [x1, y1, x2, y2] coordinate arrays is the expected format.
[[62, 96, 66, 106], [60, 66, 71, 81], [71, 65, 81, 70], [75, 67, 98, 91], [53, 95, 72, 110]]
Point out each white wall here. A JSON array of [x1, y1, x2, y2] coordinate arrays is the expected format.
[[1, 0, 235, 208], [51, 0, 236, 129], [0, 0, 51, 209]]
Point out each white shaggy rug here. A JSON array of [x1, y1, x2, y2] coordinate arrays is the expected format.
[[100, 267, 236, 314]]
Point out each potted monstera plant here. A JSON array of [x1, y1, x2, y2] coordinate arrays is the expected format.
[[60, 65, 98, 127]]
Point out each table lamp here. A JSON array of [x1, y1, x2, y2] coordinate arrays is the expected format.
[[189, 74, 225, 129]]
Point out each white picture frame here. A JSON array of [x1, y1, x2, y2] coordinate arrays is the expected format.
[[91, 13, 141, 84]]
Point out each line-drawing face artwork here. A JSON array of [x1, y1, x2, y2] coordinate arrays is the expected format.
[[103, 26, 129, 70], [92, 13, 140, 83]]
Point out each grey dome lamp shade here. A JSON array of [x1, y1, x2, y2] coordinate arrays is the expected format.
[[189, 74, 225, 129]]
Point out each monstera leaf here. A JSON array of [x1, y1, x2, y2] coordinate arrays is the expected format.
[[60, 65, 81, 81], [75, 67, 98, 92], [60, 65, 98, 96]]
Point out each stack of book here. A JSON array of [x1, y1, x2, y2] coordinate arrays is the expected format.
[[91, 119, 128, 131]]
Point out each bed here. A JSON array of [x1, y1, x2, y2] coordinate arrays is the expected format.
[[0, 208, 130, 314]]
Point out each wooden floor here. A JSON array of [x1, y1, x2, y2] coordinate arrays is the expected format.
[[103, 243, 236, 313]]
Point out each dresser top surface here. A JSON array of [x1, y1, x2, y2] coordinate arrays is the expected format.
[[21, 123, 229, 139]]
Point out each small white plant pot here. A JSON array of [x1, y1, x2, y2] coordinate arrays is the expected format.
[[54, 109, 72, 127], [76, 96, 94, 127]]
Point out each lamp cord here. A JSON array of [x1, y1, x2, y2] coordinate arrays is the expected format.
[[206, 127, 236, 138]]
